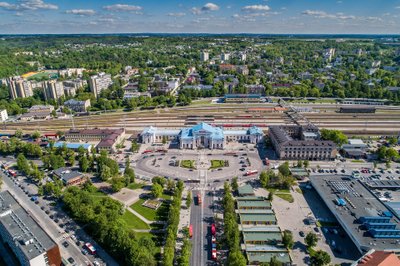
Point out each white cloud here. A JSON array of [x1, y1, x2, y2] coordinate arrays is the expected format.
[[242, 5, 270, 12], [167, 12, 186, 17], [302, 10, 355, 20], [103, 4, 142, 12], [0, 0, 57, 11], [66, 9, 96, 16], [191, 2, 219, 15], [202, 3, 219, 11], [396, 6, 400, 9]]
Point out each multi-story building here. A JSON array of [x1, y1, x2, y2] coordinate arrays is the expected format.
[[0, 190, 62, 266], [89, 72, 113, 98], [63, 99, 91, 112], [239, 52, 247, 61], [269, 125, 337, 160], [221, 52, 230, 61], [65, 128, 125, 153], [44, 80, 64, 100], [140, 122, 264, 150], [200, 51, 209, 62], [58, 68, 85, 77], [53, 167, 86, 186], [0, 109, 8, 122], [6, 77, 33, 99]]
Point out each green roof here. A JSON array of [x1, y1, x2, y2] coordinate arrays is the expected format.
[[241, 226, 281, 232], [238, 184, 255, 196], [239, 213, 277, 222], [247, 251, 291, 263], [237, 200, 271, 209], [238, 209, 274, 214], [236, 196, 266, 201], [243, 232, 282, 242]]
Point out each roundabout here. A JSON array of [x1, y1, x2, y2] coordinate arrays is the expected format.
[[132, 142, 266, 187]]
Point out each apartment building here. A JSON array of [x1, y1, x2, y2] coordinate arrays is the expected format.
[[44, 80, 64, 100], [63, 99, 91, 112], [89, 72, 113, 98], [6, 77, 33, 99], [0, 109, 8, 122]]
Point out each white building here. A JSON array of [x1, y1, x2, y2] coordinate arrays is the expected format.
[[44, 80, 64, 100], [239, 53, 247, 61], [140, 122, 264, 150], [221, 52, 230, 62], [0, 109, 8, 122], [200, 51, 209, 62], [89, 72, 113, 98]]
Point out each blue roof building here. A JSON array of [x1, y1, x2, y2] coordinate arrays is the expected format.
[[140, 122, 264, 150], [49, 142, 92, 151]]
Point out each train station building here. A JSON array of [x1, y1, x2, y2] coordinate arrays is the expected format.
[[140, 122, 264, 149]]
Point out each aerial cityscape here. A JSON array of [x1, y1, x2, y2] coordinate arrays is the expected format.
[[0, 1, 400, 266]]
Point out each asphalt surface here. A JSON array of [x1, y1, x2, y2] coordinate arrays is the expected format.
[[1, 171, 118, 266], [190, 189, 215, 266]]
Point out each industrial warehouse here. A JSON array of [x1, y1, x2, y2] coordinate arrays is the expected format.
[[310, 175, 400, 254], [140, 122, 264, 149]]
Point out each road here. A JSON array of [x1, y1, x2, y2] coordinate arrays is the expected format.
[[1, 172, 118, 266], [190, 188, 215, 266]]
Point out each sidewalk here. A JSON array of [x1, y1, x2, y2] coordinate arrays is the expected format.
[[175, 189, 191, 251]]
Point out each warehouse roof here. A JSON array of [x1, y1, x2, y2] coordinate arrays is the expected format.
[[238, 184, 255, 196], [239, 213, 276, 223]]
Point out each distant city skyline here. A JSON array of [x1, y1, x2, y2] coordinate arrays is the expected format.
[[0, 0, 399, 34]]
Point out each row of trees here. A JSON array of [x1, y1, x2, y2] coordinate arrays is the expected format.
[[0, 137, 43, 158], [163, 180, 184, 266], [222, 182, 247, 266], [259, 165, 295, 190], [320, 129, 348, 146], [377, 146, 399, 162], [62, 185, 157, 266]]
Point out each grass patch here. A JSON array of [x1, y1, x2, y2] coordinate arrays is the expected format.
[[121, 210, 150, 230], [267, 188, 291, 194], [88, 190, 107, 203], [295, 188, 303, 194], [180, 160, 196, 169], [130, 197, 170, 221], [127, 182, 145, 190], [351, 159, 364, 163], [191, 99, 211, 105], [276, 193, 294, 203], [209, 160, 227, 169], [316, 221, 339, 227]]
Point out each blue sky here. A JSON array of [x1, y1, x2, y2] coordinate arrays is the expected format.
[[0, 0, 399, 34]]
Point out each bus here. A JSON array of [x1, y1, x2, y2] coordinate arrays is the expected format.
[[245, 170, 258, 176], [189, 225, 193, 238], [197, 193, 202, 205], [84, 242, 96, 255]]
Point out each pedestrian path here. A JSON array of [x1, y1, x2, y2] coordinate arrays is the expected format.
[[175, 189, 191, 251]]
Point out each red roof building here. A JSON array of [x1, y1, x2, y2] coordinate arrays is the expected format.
[[357, 250, 400, 266]]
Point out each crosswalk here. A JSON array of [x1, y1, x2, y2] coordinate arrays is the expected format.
[[56, 232, 71, 242]]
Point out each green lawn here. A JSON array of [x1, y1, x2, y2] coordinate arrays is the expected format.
[[130, 197, 170, 221], [209, 160, 227, 169], [88, 190, 108, 203], [121, 210, 150, 230], [127, 182, 145, 190], [276, 193, 294, 203], [180, 160, 196, 169], [267, 188, 291, 194]]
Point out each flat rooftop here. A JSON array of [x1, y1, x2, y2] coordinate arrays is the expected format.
[[310, 175, 400, 253], [365, 180, 400, 189], [244, 245, 291, 263], [236, 199, 271, 209], [0, 191, 57, 260], [237, 184, 255, 196], [243, 231, 282, 242], [239, 213, 277, 223]]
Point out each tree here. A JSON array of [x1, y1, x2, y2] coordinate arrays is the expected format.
[[111, 177, 125, 192], [166, 179, 175, 192], [267, 191, 274, 201], [311, 250, 331, 266], [186, 191, 192, 209], [305, 232, 318, 248], [231, 176, 239, 192], [31, 130, 41, 140], [162, 136, 167, 144], [151, 183, 163, 198], [14, 129, 23, 138], [377, 146, 388, 160], [152, 176, 166, 187], [259, 171, 270, 188], [227, 250, 247, 266], [388, 137, 398, 146], [79, 156, 89, 172], [387, 148, 399, 161], [320, 129, 348, 146], [282, 230, 294, 250], [303, 160, 310, 168], [278, 162, 291, 177], [297, 160, 303, 168], [100, 165, 112, 181], [17, 154, 31, 175]]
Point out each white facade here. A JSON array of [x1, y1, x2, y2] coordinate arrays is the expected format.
[[0, 109, 8, 122], [44, 80, 64, 100], [89, 72, 113, 98], [200, 51, 209, 62], [141, 122, 264, 150]]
